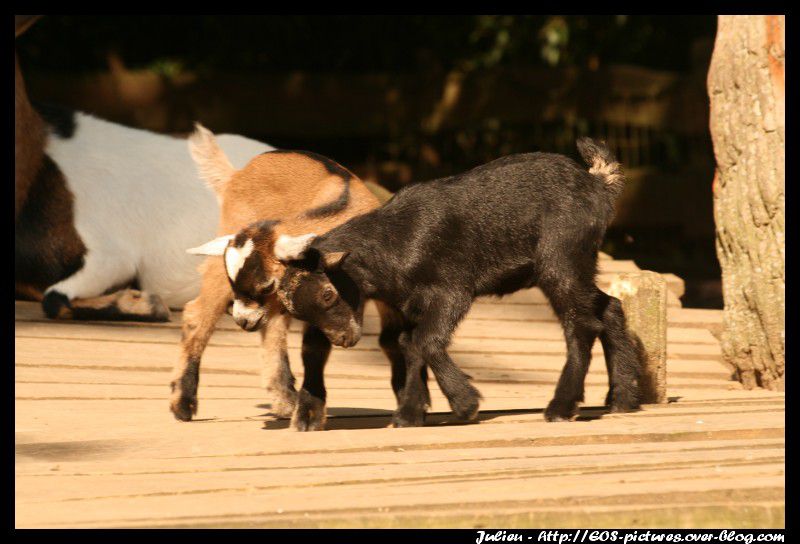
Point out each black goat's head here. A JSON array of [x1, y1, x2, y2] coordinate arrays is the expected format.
[[274, 234, 363, 347]]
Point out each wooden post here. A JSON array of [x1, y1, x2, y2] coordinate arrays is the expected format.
[[608, 271, 668, 404]]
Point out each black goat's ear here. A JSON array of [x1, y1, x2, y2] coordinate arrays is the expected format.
[[322, 251, 349, 271]]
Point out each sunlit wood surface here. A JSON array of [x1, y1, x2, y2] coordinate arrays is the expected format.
[[15, 261, 784, 528]]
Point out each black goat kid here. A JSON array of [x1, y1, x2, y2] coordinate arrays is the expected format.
[[274, 138, 642, 426]]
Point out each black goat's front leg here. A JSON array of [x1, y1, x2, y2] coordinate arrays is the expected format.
[[595, 290, 641, 413], [393, 295, 480, 427], [376, 301, 430, 410], [291, 324, 331, 431]]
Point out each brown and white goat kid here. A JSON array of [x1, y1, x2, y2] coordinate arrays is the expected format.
[[15, 16, 271, 321], [170, 126, 404, 430]]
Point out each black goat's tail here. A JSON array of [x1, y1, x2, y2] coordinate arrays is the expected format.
[[576, 137, 624, 195]]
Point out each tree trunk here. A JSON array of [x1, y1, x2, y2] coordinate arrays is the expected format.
[[707, 16, 784, 390]]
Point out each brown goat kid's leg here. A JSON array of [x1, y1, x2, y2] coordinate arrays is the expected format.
[[170, 260, 231, 421], [260, 303, 297, 418]]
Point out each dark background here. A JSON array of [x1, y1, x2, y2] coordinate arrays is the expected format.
[[16, 15, 721, 307]]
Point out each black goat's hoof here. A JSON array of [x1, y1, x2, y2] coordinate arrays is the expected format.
[[170, 391, 197, 422], [608, 387, 640, 413], [391, 406, 427, 428], [609, 399, 640, 414], [291, 389, 326, 431], [544, 399, 578, 422], [450, 384, 481, 421], [452, 399, 480, 422]]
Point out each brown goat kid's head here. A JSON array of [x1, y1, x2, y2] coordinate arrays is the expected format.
[[188, 220, 294, 331]]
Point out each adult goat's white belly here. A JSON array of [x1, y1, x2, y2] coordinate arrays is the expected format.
[[46, 113, 273, 309]]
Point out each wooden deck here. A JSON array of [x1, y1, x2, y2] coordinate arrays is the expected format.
[[14, 260, 784, 528]]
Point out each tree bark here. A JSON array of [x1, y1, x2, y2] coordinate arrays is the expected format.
[[707, 16, 784, 390]]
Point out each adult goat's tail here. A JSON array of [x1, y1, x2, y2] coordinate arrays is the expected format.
[[187, 122, 235, 201], [576, 137, 624, 197]]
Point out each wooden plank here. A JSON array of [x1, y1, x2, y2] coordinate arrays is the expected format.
[[16, 446, 784, 504], [16, 437, 785, 477], [14, 309, 721, 345], [14, 335, 729, 372], [15, 464, 784, 528], [15, 319, 724, 357], [14, 353, 734, 387]]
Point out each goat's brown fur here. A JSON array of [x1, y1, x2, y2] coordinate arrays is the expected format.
[[14, 52, 45, 223], [170, 126, 386, 426]]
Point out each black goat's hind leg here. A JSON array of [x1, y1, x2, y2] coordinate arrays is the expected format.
[[596, 291, 641, 413], [542, 282, 603, 422]]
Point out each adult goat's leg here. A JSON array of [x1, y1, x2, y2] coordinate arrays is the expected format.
[[42, 250, 170, 322]]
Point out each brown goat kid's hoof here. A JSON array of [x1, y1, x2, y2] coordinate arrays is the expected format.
[[270, 388, 298, 419], [170, 392, 197, 422], [291, 389, 326, 431]]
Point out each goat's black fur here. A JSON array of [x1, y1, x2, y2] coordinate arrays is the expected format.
[[278, 138, 642, 425]]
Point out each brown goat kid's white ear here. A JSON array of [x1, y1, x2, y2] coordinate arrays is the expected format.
[[322, 251, 349, 271], [186, 235, 234, 256], [274, 233, 317, 262]]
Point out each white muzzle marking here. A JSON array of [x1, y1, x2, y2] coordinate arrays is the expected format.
[[232, 299, 266, 328]]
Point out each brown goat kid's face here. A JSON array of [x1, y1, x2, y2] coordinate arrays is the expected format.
[[223, 243, 276, 331], [188, 222, 285, 332]]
